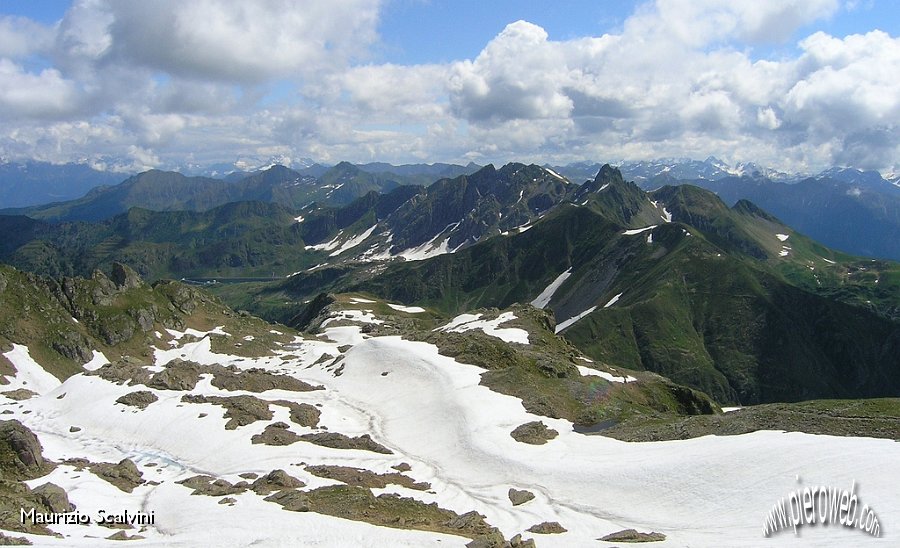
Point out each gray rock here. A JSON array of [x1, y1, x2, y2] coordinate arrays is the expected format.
[[251, 469, 305, 495], [526, 521, 567, 534], [115, 391, 158, 410], [92, 459, 144, 493], [264, 489, 311, 512], [32, 483, 74, 513], [0, 420, 53, 480], [110, 263, 144, 290], [510, 421, 558, 445], [508, 488, 535, 506], [598, 528, 666, 542]]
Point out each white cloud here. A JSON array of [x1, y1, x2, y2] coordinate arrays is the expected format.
[[0, 0, 896, 173], [103, 0, 381, 82]]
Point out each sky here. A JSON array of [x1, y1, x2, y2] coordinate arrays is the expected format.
[[0, 0, 897, 174]]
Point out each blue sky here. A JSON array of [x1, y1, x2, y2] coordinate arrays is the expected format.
[[0, 1, 897, 173]]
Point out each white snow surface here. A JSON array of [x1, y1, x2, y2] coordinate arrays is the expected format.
[[530, 268, 572, 309], [554, 306, 597, 333], [604, 292, 623, 308], [386, 303, 426, 314], [2, 344, 61, 394], [623, 225, 657, 235], [329, 225, 378, 257], [2, 320, 899, 546], [82, 350, 109, 372], [305, 230, 344, 252], [576, 365, 637, 383], [776, 233, 790, 242], [661, 206, 673, 223], [436, 312, 529, 344]]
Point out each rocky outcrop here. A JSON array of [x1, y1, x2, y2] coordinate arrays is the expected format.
[[510, 422, 558, 445], [210, 367, 322, 393], [32, 483, 74, 513], [147, 359, 205, 391], [599, 529, 666, 542], [0, 420, 54, 480], [526, 521, 566, 534], [306, 465, 429, 491], [299, 432, 392, 454], [250, 470, 304, 495], [181, 394, 274, 429], [251, 422, 301, 446], [274, 401, 320, 428], [90, 459, 144, 493], [115, 391, 158, 410], [507, 488, 535, 506]]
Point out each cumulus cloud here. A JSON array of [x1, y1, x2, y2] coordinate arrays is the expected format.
[[103, 0, 381, 82], [0, 0, 896, 173]]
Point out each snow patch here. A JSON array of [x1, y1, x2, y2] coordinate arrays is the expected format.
[[530, 268, 572, 309], [622, 225, 656, 236], [82, 350, 109, 372], [436, 312, 529, 344], [2, 344, 62, 394], [305, 230, 344, 252], [387, 303, 426, 314], [577, 365, 636, 383], [604, 292, 623, 308], [329, 225, 378, 257], [776, 233, 790, 242], [555, 306, 597, 333]]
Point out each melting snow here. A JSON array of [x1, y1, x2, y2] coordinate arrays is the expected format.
[[661, 207, 673, 223], [598, 183, 610, 192], [555, 306, 597, 333], [321, 309, 384, 327], [646, 233, 653, 244], [604, 293, 623, 308], [305, 231, 344, 252], [387, 303, 426, 314], [2, 344, 62, 394], [294, 215, 305, 223], [530, 268, 572, 309], [350, 297, 376, 304], [436, 312, 529, 344], [577, 365, 636, 383], [329, 225, 378, 257], [822, 257, 836, 264], [82, 350, 109, 372], [776, 233, 790, 242], [623, 225, 657, 235]]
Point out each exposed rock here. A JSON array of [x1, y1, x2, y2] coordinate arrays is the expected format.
[[509, 533, 536, 547], [91, 459, 144, 493], [177, 475, 246, 497], [1, 389, 37, 401], [115, 391, 158, 410], [218, 497, 236, 506], [0, 420, 54, 480], [0, 531, 31, 545], [210, 367, 322, 393], [274, 401, 320, 428], [110, 263, 144, 290], [392, 463, 412, 472], [32, 483, 74, 513], [250, 469, 304, 495], [181, 394, 273, 429], [306, 465, 430, 491], [68, 426, 81, 433], [88, 357, 151, 386], [49, 330, 93, 363], [264, 489, 310, 512], [251, 422, 301, 446], [508, 488, 535, 506], [299, 432, 392, 454], [599, 529, 666, 542], [526, 521, 566, 534], [510, 421, 558, 445], [106, 530, 144, 541], [147, 359, 205, 391], [465, 530, 506, 548]]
